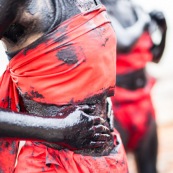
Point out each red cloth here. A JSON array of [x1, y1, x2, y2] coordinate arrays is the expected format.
[[0, 61, 19, 173], [111, 85, 155, 150], [5, 7, 116, 106], [116, 32, 153, 74], [15, 130, 128, 173], [112, 32, 155, 150], [0, 5, 128, 172]]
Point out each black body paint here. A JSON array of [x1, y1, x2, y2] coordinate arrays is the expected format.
[[57, 46, 78, 64]]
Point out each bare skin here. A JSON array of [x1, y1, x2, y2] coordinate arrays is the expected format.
[[0, 0, 114, 155], [101, 0, 167, 173]]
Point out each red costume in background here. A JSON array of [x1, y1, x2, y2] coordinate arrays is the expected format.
[[0, 6, 128, 173], [111, 32, 156, 150]]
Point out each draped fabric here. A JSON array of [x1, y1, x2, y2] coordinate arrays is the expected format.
[[3, 6, 116, 107], [116, 32, 153, 74]]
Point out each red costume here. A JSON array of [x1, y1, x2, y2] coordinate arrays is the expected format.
[[0, 6, 128, 173], [111, 32, 156, 150]]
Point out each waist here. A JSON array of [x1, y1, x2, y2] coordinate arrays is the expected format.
[[21, 95, 114, 156], [116, 68, 147, 90]]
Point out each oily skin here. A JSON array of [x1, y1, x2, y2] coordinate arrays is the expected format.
[[0, 0, 113, 155], [101, 0, 167, 173]]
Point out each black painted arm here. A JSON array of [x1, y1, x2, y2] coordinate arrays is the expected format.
[[0, 107, 111, 149], [149, 10, 167, 63]]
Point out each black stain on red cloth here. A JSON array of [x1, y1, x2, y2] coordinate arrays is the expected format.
[[24, 89, 44, 100], [1, 97, 13, 110], [102, 37, 109, 47], [10, 141, 18, 155], [30, 90, 44, 99], [57, 46, 78, 64]]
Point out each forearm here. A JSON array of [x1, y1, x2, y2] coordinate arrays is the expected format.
[[0, 109, 64, 142], [151, 31, 167, 63], [149, 10, 167, 63], [150, 18, 167, 63], [0, 107, 110, 150]]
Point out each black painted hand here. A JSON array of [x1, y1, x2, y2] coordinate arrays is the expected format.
[[54, 105, 112, 150], [149, 10, 167, 32]]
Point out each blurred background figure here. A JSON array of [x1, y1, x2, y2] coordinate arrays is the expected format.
[[100, 0, 167, 173]]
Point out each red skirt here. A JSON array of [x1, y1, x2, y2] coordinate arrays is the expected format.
[[111, 83, 155, 150]]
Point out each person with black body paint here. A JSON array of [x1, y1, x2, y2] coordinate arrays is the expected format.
[[101, 0, 167, 173], [0, 0, 128, 172]]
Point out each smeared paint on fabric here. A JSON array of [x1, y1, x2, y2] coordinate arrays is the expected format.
[[0, 69, 19, 173], [4, 6, 116, 106]]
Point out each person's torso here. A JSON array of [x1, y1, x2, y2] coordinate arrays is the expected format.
[[3, 0, 115, 156]]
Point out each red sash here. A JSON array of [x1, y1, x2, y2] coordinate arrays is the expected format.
[[116, 32, 153, 74]]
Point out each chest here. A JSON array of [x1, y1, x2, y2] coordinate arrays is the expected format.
[[2, 0, 80, 53]]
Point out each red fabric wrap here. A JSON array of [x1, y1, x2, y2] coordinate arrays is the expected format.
[[116, 32, 153, 74], [111, 87, 155, 150], [0, 6, 128, 172], [112, 32, 155, 150], [6, 6, 116, 106], [0, 62, 19, 173]]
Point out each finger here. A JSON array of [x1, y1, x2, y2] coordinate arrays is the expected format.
[[78, 104, 89, 109], [88, 141, 105, 148], [95, 125, 110, 133], [90, 125, 110, 134], [92, 116, 105, 125], [77, 105, 95, 114], [93, 133, 111, 141]]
